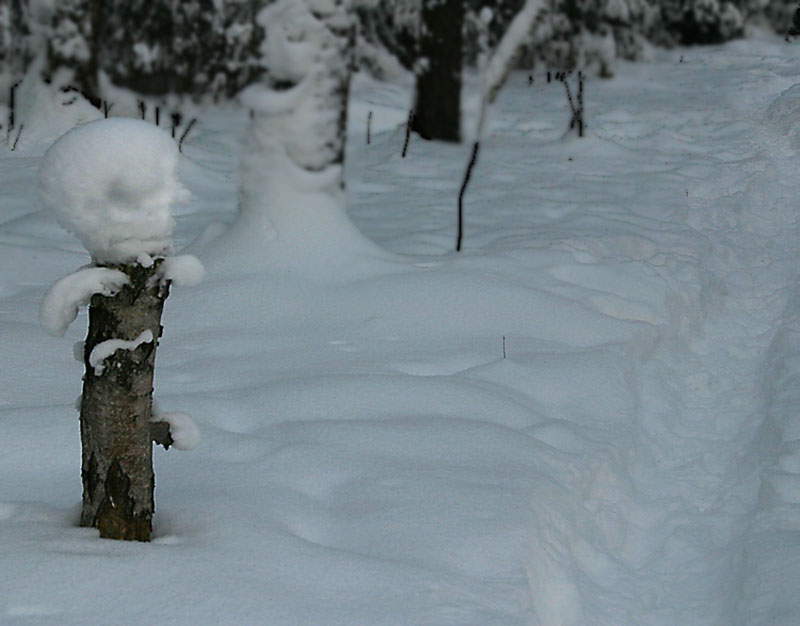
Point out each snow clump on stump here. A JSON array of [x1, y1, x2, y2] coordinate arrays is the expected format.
[[38, 118, 190, 264], [38, 118, 202, 542]]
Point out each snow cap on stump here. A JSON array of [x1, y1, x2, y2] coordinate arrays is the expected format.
[[38, 118, 190, 263]]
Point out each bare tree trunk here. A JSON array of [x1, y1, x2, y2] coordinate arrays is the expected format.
[[79, 261, 169, 541], [411, 0, 462, 142]]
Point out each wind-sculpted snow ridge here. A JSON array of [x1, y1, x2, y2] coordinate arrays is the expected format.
[[2, 38, 800, 626]]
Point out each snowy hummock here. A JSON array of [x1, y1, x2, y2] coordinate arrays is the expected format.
[[5, 37, 800, 626], [158, 255, 205, 287], [88, 329, 154, 375], [153, 411, 200, 451], [37, 118, 190, 263], [39, 267, 129, 337]]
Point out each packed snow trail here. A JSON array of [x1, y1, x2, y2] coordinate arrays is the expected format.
[[348, 39, 800, 625]]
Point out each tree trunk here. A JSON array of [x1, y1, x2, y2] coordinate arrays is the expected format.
[[411, 0, 462, 142], [79, 261, 169, 542]]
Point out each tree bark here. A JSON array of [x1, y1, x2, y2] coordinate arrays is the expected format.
[[411, 0, 462, 143], [79, 261, 169, 541]]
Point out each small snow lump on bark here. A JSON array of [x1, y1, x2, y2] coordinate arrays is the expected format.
[[37, 118, 190, 264]]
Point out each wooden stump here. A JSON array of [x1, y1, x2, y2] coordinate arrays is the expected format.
[[78, 261, 169, 541]]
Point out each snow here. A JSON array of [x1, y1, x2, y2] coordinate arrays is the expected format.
[[10, 66, 103, 149], [39, 266, 129, 337], [3, 36, 800, 626], [158, 255, 205, 287], [37, 118, 190, 264], [154, 411, 200, 451], [88, 329, 154, 376]]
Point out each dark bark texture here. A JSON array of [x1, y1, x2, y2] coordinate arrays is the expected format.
[[79, 261, 169, 541], [412, 0, 463, 143]]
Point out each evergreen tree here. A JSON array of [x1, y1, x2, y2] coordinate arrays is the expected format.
[[102, 0, 262, 101], [101, 0, 174, 96], [0, 0, 10, 99], [657, 0, 744, 45], [354, 0, 418, 75], [48, 0, 102, 105]]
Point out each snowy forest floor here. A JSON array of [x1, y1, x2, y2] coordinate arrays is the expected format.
[[2, 36, 800, 626]]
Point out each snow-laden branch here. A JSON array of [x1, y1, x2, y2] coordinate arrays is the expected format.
[[151, 410, 200, 451], [89, 329, 154, 375], [40, 267, 130, 337], [483, 0, 547, 106], [158, 255, 205, 287]]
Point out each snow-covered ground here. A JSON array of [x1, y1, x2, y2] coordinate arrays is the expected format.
[[2, 36, 800, 625]]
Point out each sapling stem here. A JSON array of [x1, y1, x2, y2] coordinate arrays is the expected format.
[[11, 124, 23, 151], [457, 141, 480, 252], [178, 118, 197, 153], [402, 110, 413, 158]]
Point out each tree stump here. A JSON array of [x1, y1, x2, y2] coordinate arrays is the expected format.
[[79, 260, 169, 541]]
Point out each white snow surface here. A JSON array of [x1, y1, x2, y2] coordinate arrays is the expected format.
[[39, 266, 129, 337], [37, 118, 190, 263], [3, 38, 800, 625], [158, 254, 205, 287], [155, 411, 201, 451], [88, 329, 154, 376]]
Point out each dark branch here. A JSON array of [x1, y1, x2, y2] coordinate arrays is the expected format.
[[150, 420, 173, 450]]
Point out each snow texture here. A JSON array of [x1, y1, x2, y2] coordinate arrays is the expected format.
[[158, 255, 205, 287], [4, 35, 800, 626], [37, 118, 190, 264], [39, 267, 129, 337], [155, 411, 200, 451], [88, 329, 154, 375]]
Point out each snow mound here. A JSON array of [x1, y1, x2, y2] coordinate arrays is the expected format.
[[38, 118, 190, 263]]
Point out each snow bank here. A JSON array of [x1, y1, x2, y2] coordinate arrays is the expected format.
[[39, 267, 129, 337], [38, 118, 190, 263], [11, 67, 103, 149]]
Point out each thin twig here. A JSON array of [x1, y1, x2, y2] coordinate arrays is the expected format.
[[456, 141, 480, 252], [367, 110, 372, 145], [178, 118, 197, 153], [402, 110, 413, 158], [171, 112, 182, 138], [8, 81, 19, 142], [564, 80, 577, 127], [577, 71, 584, 137], [11, 124, 23, 151]]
